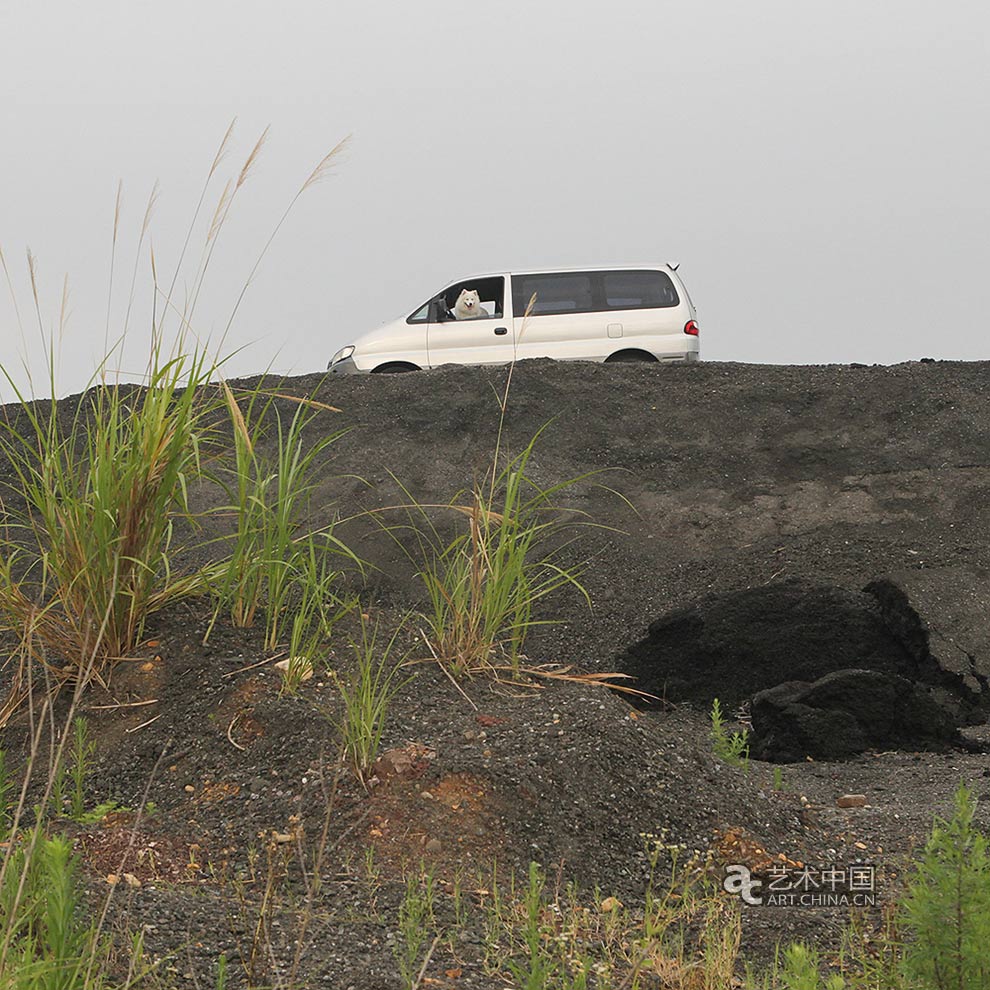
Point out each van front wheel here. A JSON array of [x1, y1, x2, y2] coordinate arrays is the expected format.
[[371, 363, 421, 374], [604, 349, 658, 363]]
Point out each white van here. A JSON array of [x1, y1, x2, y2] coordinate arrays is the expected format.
[[327, 265, 699, 374]]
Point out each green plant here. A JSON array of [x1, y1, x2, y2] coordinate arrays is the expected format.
[[899, 783, 990, 989], [394, 423, 593, 678], [0, 344, 218, 699], [773, 765, 785, 791], [210, 386, 357, 651], [0, 829, 123, 988], [710, 698, 750, 770], [481, 864, 506, 977], [68, 717, 95, 820], [0, 749, 12, 829], [506, 862, 558, 990], [280, 538, 356, 697], [765, 943, 845, 990], [329, 618, 411, 787], [394, 867, 439, 990]]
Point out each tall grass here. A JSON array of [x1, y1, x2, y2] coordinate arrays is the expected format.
[[387, 297, 601, 677], [404, 425, 592, 676], [0, 124, 349, 720], [0, 124, 355, 986], [0, 345, 217, 691], [328, 617, 411, 787], [209, 384, 358, 650]]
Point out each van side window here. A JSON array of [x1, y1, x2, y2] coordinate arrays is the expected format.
[[441, 276, 504, 320], [407, 302, 431, 324], [602, 270, 679, 310], [513, 270, 680, 316], [512, 273, 594, 317]]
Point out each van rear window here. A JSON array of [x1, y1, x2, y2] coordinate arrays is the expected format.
[[512, 270, 678, 317], [602, 270, 680, 309]]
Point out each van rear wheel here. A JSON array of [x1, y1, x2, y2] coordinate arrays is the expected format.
[[371, 363, 420, 374], [604, 350, 658, 363]]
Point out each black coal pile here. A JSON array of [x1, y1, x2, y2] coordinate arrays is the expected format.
[[620, 573, 990, 761]]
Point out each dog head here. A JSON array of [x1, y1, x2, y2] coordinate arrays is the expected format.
[[455, 288, 481, 315]]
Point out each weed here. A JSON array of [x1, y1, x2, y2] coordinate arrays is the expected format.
[[0, 346, 218, 700], [760, 943, 846, 990], [899, 783, 990, 989], [280, 537, 356, 697], [773, 765, 785, 791], [395, 867, 440, 989], [393, 424, 593, 678], [710, 698, 750, 770], [0, 828, 129, 987], [329, 617, 411, 787], [211, 386, 357, 651], [480, 864, 506, 977], [0, 750, 11, 829], [68, 716, 96, 820], [506, 862, 558, 989]]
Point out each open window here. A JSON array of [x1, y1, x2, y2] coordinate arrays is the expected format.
[[436, 276, 504, 321]]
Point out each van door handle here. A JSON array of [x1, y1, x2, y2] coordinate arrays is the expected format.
[[494, 327, 508, 336]]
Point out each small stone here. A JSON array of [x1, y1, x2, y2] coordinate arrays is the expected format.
[[837, 794, 867, 808], [274, 657, 313, 682], [184, 785, 195, 794], [123, 873, 141, 888], [420, 791, 434, 801], [425, 838, 442, 854], [600, 896, 623, 913]]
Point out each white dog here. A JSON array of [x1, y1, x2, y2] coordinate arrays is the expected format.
[[453, 288, 484, 320]]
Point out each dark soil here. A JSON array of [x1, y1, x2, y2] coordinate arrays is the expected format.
[[3, 358, 990, 987]]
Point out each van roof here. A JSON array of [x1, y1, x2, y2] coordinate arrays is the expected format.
[[453, 264, 682, 280]]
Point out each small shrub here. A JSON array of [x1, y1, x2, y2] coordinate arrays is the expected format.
[[68, 716, 96, 821], [505, 862, 559, 990], [710, 698, 750, 770], [0, 830, 121, 987], [775, 943, 845, 990], [899, 783, 990, 989]]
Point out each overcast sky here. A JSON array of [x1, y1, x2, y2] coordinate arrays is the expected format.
[[2, 0, 988, 399]]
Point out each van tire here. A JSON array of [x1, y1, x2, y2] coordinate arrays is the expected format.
[[371, 363, 420, 374], [604, 349, 658, 363]]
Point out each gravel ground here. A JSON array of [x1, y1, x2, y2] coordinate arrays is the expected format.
[[3, 357, 990, 987]]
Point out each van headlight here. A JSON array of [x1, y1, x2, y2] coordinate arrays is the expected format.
[[329, 345, 355, 367]]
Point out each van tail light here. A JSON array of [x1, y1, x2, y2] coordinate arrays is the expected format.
[[684, 320, 699, 336]]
